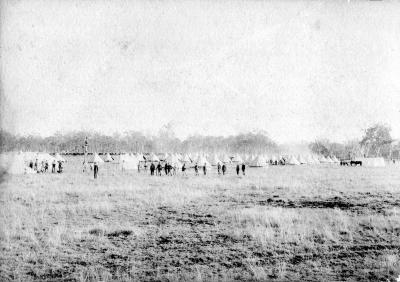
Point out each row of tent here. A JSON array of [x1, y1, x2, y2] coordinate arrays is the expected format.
[[0, 151, 66, 174], [94, 152, 343, 168]]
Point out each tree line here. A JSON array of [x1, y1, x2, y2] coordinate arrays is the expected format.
[[0, 130, 279, 155], [1, 123, 398, 159], [308, 124, 399, 159]]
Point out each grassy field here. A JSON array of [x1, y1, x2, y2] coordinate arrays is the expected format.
[[1, 157, 400, 281]]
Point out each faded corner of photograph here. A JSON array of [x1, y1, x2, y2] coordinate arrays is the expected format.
[[1, 0, 400, 281]]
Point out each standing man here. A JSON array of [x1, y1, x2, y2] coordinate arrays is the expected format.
[[93, 161, 98, 179], [203, 163, 207, 175], [194, 164, 199, 176], [217, 162, 221, 175], [157, 163, 162, 176], [150, 162, 155, 175], [52, 159, 57, 173], [222, 164, 226, 175], [236, 164, 240, 176], [182, 163, 187, 176], [241, 163, 246, 176], [164, 162, 168, 175]]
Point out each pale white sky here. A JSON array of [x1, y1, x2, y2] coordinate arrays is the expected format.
[[1, 0, 400, 143]]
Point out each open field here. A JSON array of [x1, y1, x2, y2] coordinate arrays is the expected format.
[[1, 157, 400, 281]]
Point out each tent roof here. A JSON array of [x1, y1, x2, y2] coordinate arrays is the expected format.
[[250, 155, 267, 167]]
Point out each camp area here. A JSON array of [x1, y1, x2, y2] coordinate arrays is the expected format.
[[1, 149, 400, 281]]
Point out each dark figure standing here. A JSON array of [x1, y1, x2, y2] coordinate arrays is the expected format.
[[52, 160, 56, 173], [93, 162, 98, 179], [203, 163, 207, 175], [157, 163, 162, 176], [150, 162, 155, 175], [241, 163, 246, 176], [58, 161, 63, 173], [236, 164, 240, 175], [44, 161, 49, 172], [217, 163, 221, 175], [182, 163, 187, 176], [164, 163, 168, 175], [194, 164, 199, 176], [222, 164, 226, 175]]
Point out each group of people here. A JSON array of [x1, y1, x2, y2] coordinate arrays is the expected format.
[[90, 160, 247, 179], [29, 159, 63, 173], [148, 162, 177, 176], [143, 162, 246, 177]]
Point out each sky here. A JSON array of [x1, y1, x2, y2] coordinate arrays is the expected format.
[[1, 0, 400, 143]]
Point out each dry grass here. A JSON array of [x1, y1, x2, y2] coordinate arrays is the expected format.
[[0, 157, 400, 281]]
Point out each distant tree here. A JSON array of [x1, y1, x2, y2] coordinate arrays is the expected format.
[[309, 139, 330, 156], [360, 124, 392, 157], [344, 139, 363, 159]]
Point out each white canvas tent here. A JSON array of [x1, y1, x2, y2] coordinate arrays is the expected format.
[[104, 153, 113, 162], [319, 156, 328, 163], [232, 154, 243, 163], [54, 153, 66, 162], [221, 154, 231, 163], [120, 154, 139, 170], [181, 154, 191, 163], [211, 154, 222, 166], [88, 153, 104, 164], [250, 155, 267, 167], [286, 155, 300, 165], [325, 156, 334, 163], [135, 153, 145, 162], [195, 155, 211, 167], [297, 155, 307, 164], [166, 155, 181, 166], [147, 153, 160, 162], [331, 156, 340, 163], [355, 157, 385, 167], [312, 155, 320, 164]]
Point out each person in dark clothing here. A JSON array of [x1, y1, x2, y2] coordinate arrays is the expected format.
[[236, 164, 240, 175], [157, 163, 162, 176], [164, 163, 168, 175], [203, 164, 207, 175], [150, 162, 155, 175], [52, 160, 56, 173], [182, 163, 187, 176], [217, 163, 221, 175], [93, 162, 98, 179], [222, 164, 226, 175], [34, 159, 38, 171], [241, 163, 246, 176], [29, 161, 33, 169], [194, 164, 199, 176], [44, 161, 49, 172], [58, 161, 63, 173]]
